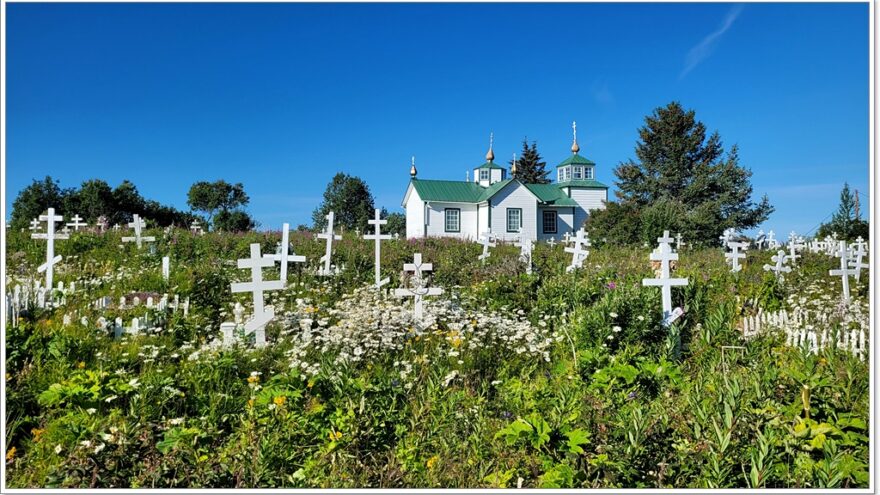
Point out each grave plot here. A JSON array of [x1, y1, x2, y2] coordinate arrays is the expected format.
[[3, 224, 870, 489]]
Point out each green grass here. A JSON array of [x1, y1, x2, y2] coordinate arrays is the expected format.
[[4, 228, 870, 488]]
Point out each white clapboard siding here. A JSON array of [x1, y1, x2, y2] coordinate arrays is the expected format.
[[566, 188, 607, 230], [490, 182, 539, 242], [425, 202, 479, 240], [537, 207, 575, 241], [404, 185, 425, 239]]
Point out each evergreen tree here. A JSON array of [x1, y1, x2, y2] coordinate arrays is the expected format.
[[509, 139, 550, 184], [603, 101, 773, 243], [312, 173, 375, 232], [817, 183, 868, 240]]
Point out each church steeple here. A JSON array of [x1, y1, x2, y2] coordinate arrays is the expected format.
[[473, 132, 505, 187], [571, 121, 580, 154], [511, 153, 517, 175], [410, 156, 417, 178]]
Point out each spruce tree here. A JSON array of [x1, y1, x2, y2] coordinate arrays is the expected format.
[[611, 101, 773, 241], [509, 139, 550, 184]]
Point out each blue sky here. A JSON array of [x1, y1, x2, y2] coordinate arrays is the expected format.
[[6, 2, 870, 235]]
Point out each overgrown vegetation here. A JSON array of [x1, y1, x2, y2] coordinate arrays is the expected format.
[[4, 228, 869, 488]]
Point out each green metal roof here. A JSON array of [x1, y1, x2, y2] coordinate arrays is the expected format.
[[556, 179, 609, 189], [556, 153, 596, 167], [523, 183, 580, 206], [410, 178, 596, 205], [475, 160, 506, 170], [478, 179, 513, 201], [410, 179, 486, 202]]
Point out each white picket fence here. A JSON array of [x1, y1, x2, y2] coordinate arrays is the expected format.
[[741, 307, 868, 360]]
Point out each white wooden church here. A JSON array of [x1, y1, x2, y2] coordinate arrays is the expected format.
[[402, 123, 608, 241]]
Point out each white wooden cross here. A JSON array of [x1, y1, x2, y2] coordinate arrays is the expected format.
[[190, 219, 203, 234], [787, 232, 804, 264], [642, 231, 688, 324], [762, 250, 792, 279], [848, 239, 868, 282], [564, 228, 590, 272], [317, 211, 342, 276], [394, 253, 443, 321], [31, 208, 69, 293], [96, 216, 109, 232], [547, 237, 556, 248], [122, 215, 155, 249], [477, 230, 496, 263], [825, 235, 837, 256], [28, 218, 41, 233], [231, 243, 284, 347], [113, 224, 121, 232], [755, 230, 766, 250], [363, 209, 391, 288], [766, 230, 779, 250], [563, 231, 572, 245], [725, 240, 747, 272], [830, 241, 856, 302], [719, 227, 735, 247], [518, 229, 534, 275], [263, 222, 306, 285], [675, 232, 683, 251], [66, 214, 87, 231], [162, 256, 170, 281]]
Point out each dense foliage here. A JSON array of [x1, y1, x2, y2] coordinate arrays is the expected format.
[[311, 173, 376, 232], [587, 102, 774, 245], [10, 177, 198, 230], [186, 180, 255, 232], [4, 228, 869, 488]]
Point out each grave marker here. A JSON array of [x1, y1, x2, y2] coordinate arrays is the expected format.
[[263, 223, 305, 285], [518, 229, 534, 275], [162, 256, 170, 281], [394, 253, 443, 321], [725, 240, 747, 272], [317, 212, 342, 276], [762, 250, 792, 280], [231, 243, 284, 347], [363, 209, 391, 288], [477, 231, 496, 263], [848, 240, 868, 282], [122, 215, 155, 249], [564, 228, 590, 273], [66, 214, 87, 231], [829, 240, 856, 301], [31, 208, 69, 293], [641, 230, 688, 324]]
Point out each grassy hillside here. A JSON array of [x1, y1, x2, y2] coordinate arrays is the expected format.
[[4, 228, 870, 488]]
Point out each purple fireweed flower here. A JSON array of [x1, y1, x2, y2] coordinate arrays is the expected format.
[[607, 282, 617, 290]]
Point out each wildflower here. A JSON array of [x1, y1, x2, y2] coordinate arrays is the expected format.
[[127, 378, 140, 389], [6, 447, 16, 461], [247, 398, 255, 408], [31, 428, 45, 441], [169, 418, 184, 426], [54, 444, 63, 454], [77, 361, 86, 369], [606, 282, 617, 290], [609, 312, 618, 318], [273, 396, 287, 407], [612, 326, 622, 333], [93, 443, 106, 455], [426, 455, 439, 470], [80, 440, 92, 449], [86, 408, 97, 415], [329, 430, 343, 441]]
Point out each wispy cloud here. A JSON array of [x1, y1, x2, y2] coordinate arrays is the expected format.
[[680, 5, 744, 79]]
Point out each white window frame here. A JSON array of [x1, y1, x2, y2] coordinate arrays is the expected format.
[[506, 208, 522, 233], [542, 210, 557, 234], [573, 166, 583, 180], [584, 167, 593, 180], [444, 208, 460, 233], [479, 169, 489, 181]]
